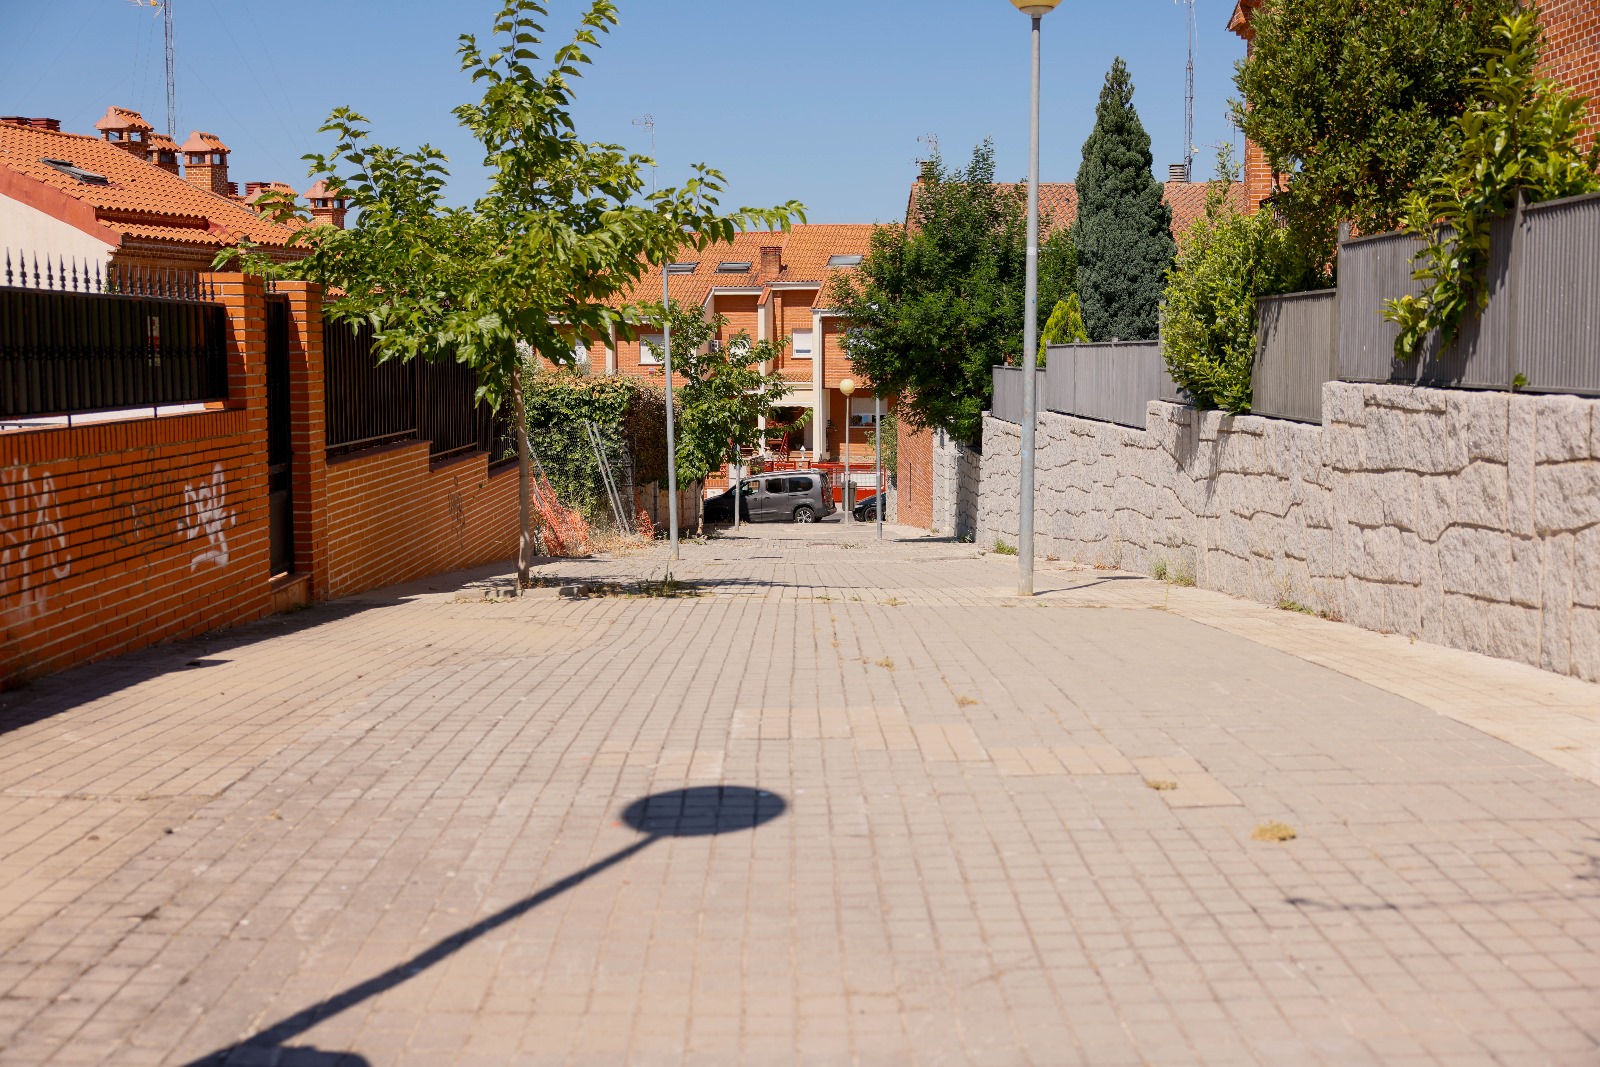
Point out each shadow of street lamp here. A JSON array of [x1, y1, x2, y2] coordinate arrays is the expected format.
[[184, 786, 787, 1066]]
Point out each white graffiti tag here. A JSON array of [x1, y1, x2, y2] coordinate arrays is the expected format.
[[1, 472, 72, 624], [183, 463, 234, 571]]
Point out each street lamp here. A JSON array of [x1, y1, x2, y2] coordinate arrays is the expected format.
[[1009, 0, 1062, 596], [873, 391, 883, 540], [838, 377, 855, 523], [663, 261, 697, 562]]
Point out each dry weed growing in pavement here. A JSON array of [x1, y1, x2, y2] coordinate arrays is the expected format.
[[1252, 821, 1298, 842], [1145, 779, 1178, 792], [955, 695, 978, 707], [875, 657, 895, 670]]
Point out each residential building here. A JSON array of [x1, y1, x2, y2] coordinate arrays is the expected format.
[[606, 224, 880, 464], [0, 107, 302, 275]]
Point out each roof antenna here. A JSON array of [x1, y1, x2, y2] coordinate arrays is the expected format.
[[128, 0, 177, 137], [632, 114, 656, 194], [1178, 0, 1195, 179]]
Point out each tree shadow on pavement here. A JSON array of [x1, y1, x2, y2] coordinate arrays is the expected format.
[[184, 786, 788, 1067]]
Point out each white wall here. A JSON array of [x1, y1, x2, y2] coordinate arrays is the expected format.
[[0, 194, 116, 272]]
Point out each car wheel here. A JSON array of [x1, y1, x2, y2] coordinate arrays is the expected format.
[[793, 505, 817, 524]]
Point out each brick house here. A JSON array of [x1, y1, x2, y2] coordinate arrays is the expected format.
[[604, 224, 881, 465], [0, 107, 304, 275], [1228, 0, 1600, 211]]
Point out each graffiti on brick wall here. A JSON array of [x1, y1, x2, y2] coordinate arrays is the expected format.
[[183, 463, 233, 570], [109, 460, 184, 551], [1, 473, 72, 624], [447, 476, 468, 540]]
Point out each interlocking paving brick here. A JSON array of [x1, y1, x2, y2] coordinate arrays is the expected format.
[[0, 524, 1596, 1065]]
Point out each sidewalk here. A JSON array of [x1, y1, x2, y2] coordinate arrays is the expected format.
[[0, 521, 1596, 1065]]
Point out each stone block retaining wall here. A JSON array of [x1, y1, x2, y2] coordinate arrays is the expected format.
[[978, 382, 1600, 682]]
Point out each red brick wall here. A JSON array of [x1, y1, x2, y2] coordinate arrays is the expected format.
[[321, 445, 519, 600], [1, 276, 522, 687], [897, 421, 934, 530], [1541, 0, 1600, 150], [1, 275, 273, 685]]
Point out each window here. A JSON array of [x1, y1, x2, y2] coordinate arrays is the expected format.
[[848, 397, 878, 429], [791, 329, 813, 360], [572, 342, 589, 368], [790, 476, 814, 493], [639, 334, 664, 365], [762, 478, 786, 494], [826, 254, 863, 268], [39, 158, 109, 186], [716, 261, 752, 273]]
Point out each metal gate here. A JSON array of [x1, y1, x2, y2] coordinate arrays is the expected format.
[[265, 294, 294, 576]]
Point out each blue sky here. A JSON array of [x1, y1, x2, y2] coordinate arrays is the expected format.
[[1, 0, 1248, 224]]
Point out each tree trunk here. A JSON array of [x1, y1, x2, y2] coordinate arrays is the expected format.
[[512, 366, 533, 595]]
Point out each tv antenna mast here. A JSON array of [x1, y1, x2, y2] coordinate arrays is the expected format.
[[632, 114, 656, 193], [1178, 0, 1196, 178], [129, 0, 177, 137]]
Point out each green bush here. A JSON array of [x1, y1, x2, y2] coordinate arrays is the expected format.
[[1037, 294, 1089, 365], [1160, 166, 1325, 414], [521, 370, 666, 526]]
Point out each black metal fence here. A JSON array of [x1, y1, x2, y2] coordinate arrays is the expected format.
[[323, 316, 515, 464], [0, 253, 227, 419]]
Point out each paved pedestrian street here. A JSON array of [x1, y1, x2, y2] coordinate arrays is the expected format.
[[2, 522, 1598, 1066]]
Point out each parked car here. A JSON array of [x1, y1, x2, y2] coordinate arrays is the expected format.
[[853, 492, 883, 522], [703, 469, 836, 524]]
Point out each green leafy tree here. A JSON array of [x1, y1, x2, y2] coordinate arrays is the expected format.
[[1038, 293, 1089, 363], [1074, 58, 1174, 342], [644, 303, 805, 530], [828, 142, 1075, 445], [1160, 153, 1326, 413], [230, 0, 801, 589], [1233, 0, 1516, 257], [1385, 12, 1600, 359]]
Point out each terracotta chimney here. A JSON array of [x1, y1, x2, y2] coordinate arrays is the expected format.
[[1, 116, 63, 132], [759, 245, 782, 278], [179, 131, 232, 196], [146, 132, 180, 175], [94, 106, 153, 158], [305, 180, 349, 229]]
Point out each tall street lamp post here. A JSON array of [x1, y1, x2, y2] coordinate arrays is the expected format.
[[663, 261, 697, 562], [874, 392, 883, 540], [839, 377, 856, 523], [1009, 0, 1062, 596]]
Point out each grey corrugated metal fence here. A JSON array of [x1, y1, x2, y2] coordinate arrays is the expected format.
[[989, 365, 1045, 425], [1252, 289, 1337, 423], [1517, 193, 1600, 395], [1044, 342, 1174, 429], [1338, 192, 1598, 395]]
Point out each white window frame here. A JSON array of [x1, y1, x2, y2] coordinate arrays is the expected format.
[[639, 334, 664, 366], [791, 328, 814, 360], [848, 396, 879, 429]]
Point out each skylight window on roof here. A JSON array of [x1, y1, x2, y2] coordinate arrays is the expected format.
[[39, 158, 109, 186], [716, 261, 752, 273], [826, 254, 864, 268]]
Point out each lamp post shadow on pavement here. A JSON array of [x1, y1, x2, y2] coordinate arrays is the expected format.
[[185, 786, 788, 1067]]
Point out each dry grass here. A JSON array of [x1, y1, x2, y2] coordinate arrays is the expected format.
[[882, 597, 904, 607], [955, 695, 979, 707], [1144, 779, 1178, 792], [875, 657, 895, 671], [1252, 821, 1298, 843]]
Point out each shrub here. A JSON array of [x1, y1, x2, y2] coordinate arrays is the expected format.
[[1037, 294, 1089, 365], [1384, 13, 1600, 359], [521, 370, 666, 528], [1160, 160, 1325, 414]]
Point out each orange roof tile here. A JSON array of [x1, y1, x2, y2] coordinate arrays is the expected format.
[[0, 120, 298, 251], [616, 224, 878, 315], [147, 132, 179, 152], [94, 106, 153, 134], [908, 176, 1245, 248], [179, 131, 229, 154]]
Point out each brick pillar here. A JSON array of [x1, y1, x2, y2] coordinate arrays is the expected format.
[[200, 272, 273, 585], [277, 281, 331, 599]]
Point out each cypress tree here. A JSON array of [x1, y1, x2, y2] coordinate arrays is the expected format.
[[1073, 58, 1174, 341]]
